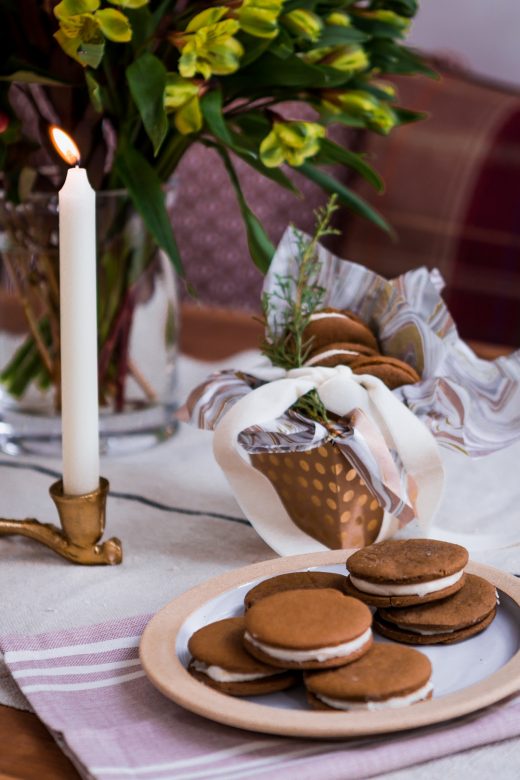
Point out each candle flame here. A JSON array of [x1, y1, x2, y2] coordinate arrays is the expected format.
[[49, 125, 81, 166]]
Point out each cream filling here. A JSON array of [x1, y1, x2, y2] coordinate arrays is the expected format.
[[244, 627, 372, 663], [191, 660, 279, 683], [304, 348, 359, 367], [392, 623, 455, 636], [309, 312, 351, 323], [315, 680, 433, 711], [350, 569, 464, 597]]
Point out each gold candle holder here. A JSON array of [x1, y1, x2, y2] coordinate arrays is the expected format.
[[0, 477, 122, 565]]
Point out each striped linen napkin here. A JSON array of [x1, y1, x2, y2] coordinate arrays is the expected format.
[[1, 615, 520, 780]]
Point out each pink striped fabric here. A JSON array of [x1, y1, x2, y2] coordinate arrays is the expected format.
[[2, 615, 520, 780]]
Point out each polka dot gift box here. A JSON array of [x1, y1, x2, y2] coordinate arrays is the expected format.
[[250, 446, 383, 549]]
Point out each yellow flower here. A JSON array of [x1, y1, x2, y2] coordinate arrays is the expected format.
[[164, 75, 203, 135], [54, 0, 133, 67], [260, 121, 326, 168], [238, 0, 284, 39], [172, 7, 244, 80]]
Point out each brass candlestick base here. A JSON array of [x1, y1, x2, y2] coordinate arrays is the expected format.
[[0, 477, 122, 565]]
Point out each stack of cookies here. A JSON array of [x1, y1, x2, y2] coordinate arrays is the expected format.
[[187, 539, 497, 712], [302, 307, 420, 390], [346, 539, 498, 646]]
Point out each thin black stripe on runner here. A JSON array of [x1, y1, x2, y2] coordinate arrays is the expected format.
[[0, 460, 250, 527]]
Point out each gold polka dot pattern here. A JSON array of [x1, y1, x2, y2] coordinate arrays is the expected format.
[[250, 445, 383, 549]]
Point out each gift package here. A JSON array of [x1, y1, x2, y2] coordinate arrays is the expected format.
[[188, 226, 520, 555]]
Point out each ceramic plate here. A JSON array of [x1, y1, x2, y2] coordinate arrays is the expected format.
[[140, 551, 520, 738]]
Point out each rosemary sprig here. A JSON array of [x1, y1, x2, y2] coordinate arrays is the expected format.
[[260, 195, 340, 425]]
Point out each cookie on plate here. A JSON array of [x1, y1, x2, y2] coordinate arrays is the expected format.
[[243, 588, 373, 670], [304, 342, 378, 368], [345, 539, 468, 607], [188, 617, 298, 695], [244, 571, 347, 610], [305, 643, 433, 711], [374, 573, 498, 644], [350, 355, 420, 389], [302, 308, 379, 352]]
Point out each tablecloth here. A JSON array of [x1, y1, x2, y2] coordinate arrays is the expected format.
[[0, 350, 519, 778]]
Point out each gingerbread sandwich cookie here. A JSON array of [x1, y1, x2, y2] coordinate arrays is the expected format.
[[345, 539, 469, 607], [244, 588, 373, 670], [351, 355, 420, 389], [374, 573, 497, 644], [305, 643, 433, 711], [302, 308, 378, 352], [188, 617, 298, 695], [304, 341, 377, 368], [244, 570, 347, 610]]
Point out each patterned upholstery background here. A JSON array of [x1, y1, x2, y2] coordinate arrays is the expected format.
[[173, 136, 355, 313], [174, 63, 520, 348], [335, 64, 520, 347]]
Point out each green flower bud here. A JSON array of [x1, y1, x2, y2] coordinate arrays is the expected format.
[[325, 11, 351, 27], [260, 120, 326, 168], [303, 46, 333, 65], [282, 9, 323, 42], [357, 9, 410, 31], [371, 80, 398, 100], [238, 0, 284, 39], [323, 45, 369, 74], [329, 90, 397, 135]]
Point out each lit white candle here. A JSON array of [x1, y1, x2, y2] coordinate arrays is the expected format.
[[55, 132, 100, 495]]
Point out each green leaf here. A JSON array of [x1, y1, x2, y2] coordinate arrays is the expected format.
[[393, 106, 428, 125], [315, 138, 384, 191], [237, 33, 272, 68], [85, 69, 103, 112], [95, 8, 132, 42], [228, 53, 351, 91], [383, 0, 418, 17], [114, 139, 184, 277], [351, 16, 406, 40], [201, 89, 233, 145], [369, 41, 437, 78], [127, 53, 167, 155], [267, 27, 294, 58], [318, 108, 367, 129], [233, 140, 300, 194], [299, 161, 392, 234], [202, 97, 299, 194], [0, 69, 69, 86], [316, 25, 369, 47], [212, 144, 274, 272]]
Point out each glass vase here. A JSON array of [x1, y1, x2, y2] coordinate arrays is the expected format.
[[0, 185, 179, 456]]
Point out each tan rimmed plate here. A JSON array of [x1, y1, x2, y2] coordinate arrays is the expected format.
[[140, 551, 520, 739]]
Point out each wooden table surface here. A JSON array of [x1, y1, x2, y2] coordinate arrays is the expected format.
[[0, 303, 511, 780]]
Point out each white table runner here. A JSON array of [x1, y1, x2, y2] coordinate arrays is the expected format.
[[0, 350, 519, 777]]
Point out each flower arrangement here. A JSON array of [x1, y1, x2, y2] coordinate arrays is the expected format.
[[1, 0, 431, 273], [0, 0, 431, 411]]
